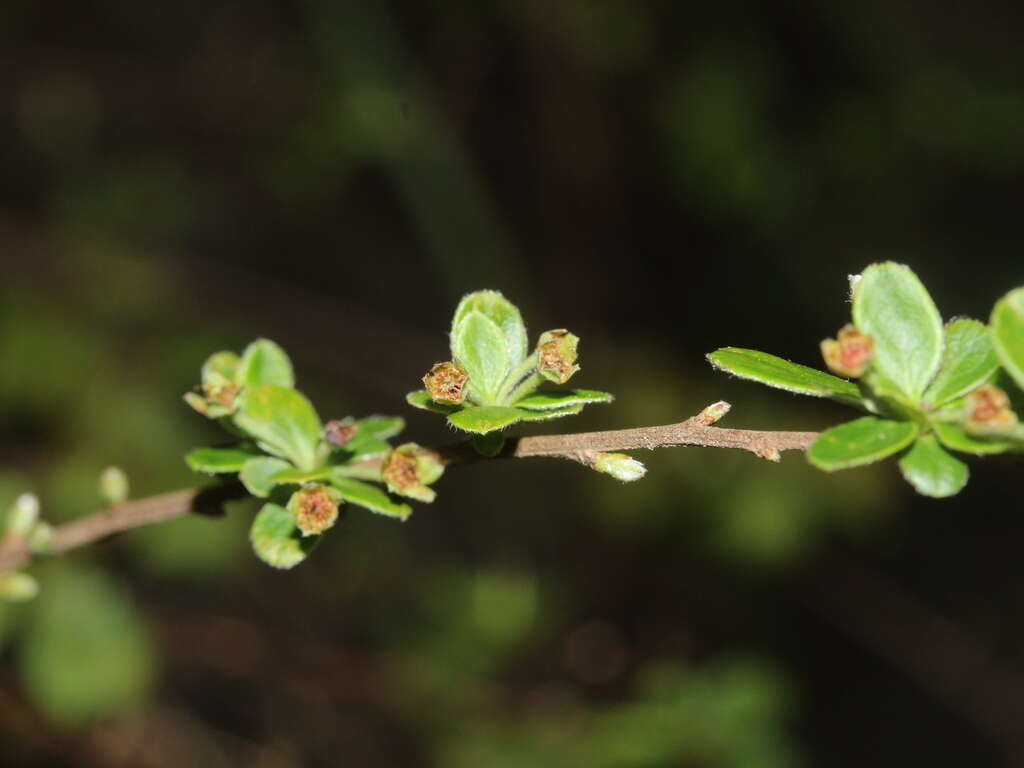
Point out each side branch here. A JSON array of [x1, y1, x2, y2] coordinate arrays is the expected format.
[[0, 404, 820, 572]]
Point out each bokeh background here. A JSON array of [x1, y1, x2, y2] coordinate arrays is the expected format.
[[2, 1, 1023, 765]]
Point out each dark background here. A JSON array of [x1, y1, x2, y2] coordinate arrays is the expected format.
[[1, 1, 1023, 765]]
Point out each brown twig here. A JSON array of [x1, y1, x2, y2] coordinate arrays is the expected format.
[[0, 403, 819, 573]]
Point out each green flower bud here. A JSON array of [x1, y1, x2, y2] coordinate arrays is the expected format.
[[537, 330, 580, 384], [820, 324, 874, 378], [5, 493, 39, 538], [0, 571, 38, 602], [382, 443, 445, 503], [325, 418, 359, 447], [591, 453, 647, 482], [98, 466, 129, 506], [423, 361, 469, 405], [964, 383, 1018, 434], [287, 484, 342, 536], [700, 401, 731, 424]]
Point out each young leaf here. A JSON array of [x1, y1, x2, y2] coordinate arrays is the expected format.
[[249, 502, 319, 569], [269, 466, 333, 484], [898, 434, 969, 497], [516, 404, 584, 421], [447, 405, 522, 434], [329, 476, 411, 520], [340, 432, 392, 460], [201, 351, 241, 387], [923, 319, 999, 407], [185, 444, 262, 474], [991, 287, 1024, 390], [452, 311, 509, 403], [807, 417, 918, 471], [406, 390, 460, 414], [852, 262, 943, 400], [356, 415, 405, 440], [234, 384, 322, 471], [236, 339, 295, 388], [451, 290, 529, 367], [932, 423, 1012, 456], [707, 348, 863, 405], [514, 389, 614, 411], [239, 456, 292, 498]]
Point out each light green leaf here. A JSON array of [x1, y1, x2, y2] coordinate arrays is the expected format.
[[452, 310, 509, 403], [852, 262, 943, 400], [992, 287, 1024, 390], [201, 351, 240, 387], [185, 444, 261, 474], [239, 456, 291, 498], [898, 434, 969, 497], [516, 404, 584, 421], [923, 319, 999, 406], [236, 338, 294, 388], [406, 390, 460, 414], [808, 417, 918, 471], [19, 567, 154, 726], [356, 415, 404, 439], [447, 405, 522, 434], [249, 502, 319, 569], [514, 389, 615, 411], [268, 466, 333, 484], [234, 384, 322, 471], [329, 476, 411, 520], [707, 348, 863, 405], [451, 290, 528, 366], [341, 432, 392, 460], [933, 423, 1013, 455]]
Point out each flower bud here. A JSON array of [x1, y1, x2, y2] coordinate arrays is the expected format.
[[591, 453, 647, 482], [98, 466, 129, 506], [964, 384, 1018, 434], [699, 401, 731, 425], [382, 443, 445, 502], [537, 330, 580, 384], [423, 361, 468, 405], [183, 391, 209, 415], [0, 572, 38, 602], [325, 418, 359, 447], [820, 324, 874, 378], [5, 493, 39, 538], [287, 484, 342, 536]]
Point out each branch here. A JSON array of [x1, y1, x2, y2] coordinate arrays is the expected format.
[[0, 403, 819, 572]]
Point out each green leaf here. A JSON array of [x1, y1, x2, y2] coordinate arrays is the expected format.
[[991, 287, 1024, 390], [239, 456, 291, 498], [852, 262, 943, 400], [447, 405, 522, 434], [516, 404, 584, 421], [898, 434, 969, 497], [268, 466, 333, 484], [19, 567, 154, 726], [341, 432, 392, 460], [923, 319, 999, 406], [356, 415, 404, 439], [236, 338, 294, 388], [185, 444, 261, 474], [807, 417, 918, 471], [933, 423, 1013, 455], [452, 310, 509, 403], [451, 290, 529, 367], [328, 476, 411, 520], [514, 389, 615, 411], [201, 351, 240, 387], [249, 502, 319, 569], [234, 384, 322, 471], [406, 390, 460, 414], [707, 348, 863, 405]]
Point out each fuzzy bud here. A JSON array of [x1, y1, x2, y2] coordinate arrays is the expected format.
[[821, 324, 874, 378], [98, 466, 130, 506], [287, 484, 342, 536], [700, 401, 731, 425], [382, 443, 445, 502], [423, 361, 468, 405], [5, 493, 39, 538], [591, 453, 647, 482], [324, 418, 359, 447], [0, 572, 38, 602], [537, 329, 580, 384], [964, 384, 1018, 434]]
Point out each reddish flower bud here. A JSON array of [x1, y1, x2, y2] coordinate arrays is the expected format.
[[821, 324, 874, 378], [324, 418, 359, 447], [537, 330, 580, 384], [423, 361, 468, 405], [287, 484, 341, 536], [964, 384, 1018, 434]]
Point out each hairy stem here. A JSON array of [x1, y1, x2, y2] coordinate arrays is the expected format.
[[0, 403, 819, 572]]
